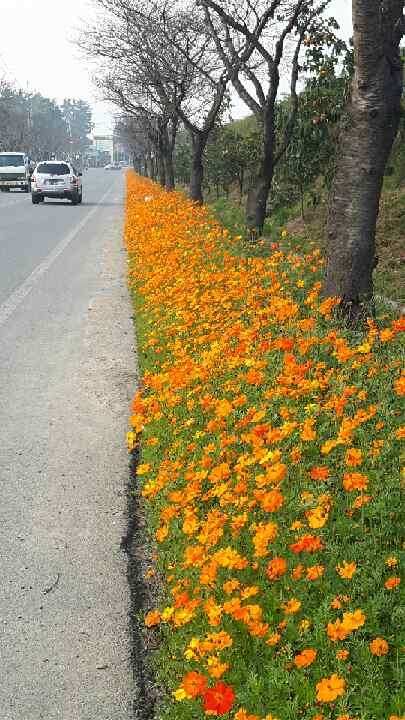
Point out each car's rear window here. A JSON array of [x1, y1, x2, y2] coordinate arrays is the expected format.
[[36, 163, 70, 175]]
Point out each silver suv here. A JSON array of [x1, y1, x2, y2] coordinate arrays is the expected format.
[[31, 161, 83, 205]]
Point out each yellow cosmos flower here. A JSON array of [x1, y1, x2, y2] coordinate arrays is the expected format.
[[336, 561, 357, 579], [282, 598, 302, 615]]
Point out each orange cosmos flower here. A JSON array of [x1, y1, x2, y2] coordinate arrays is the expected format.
[[306, 564, 324, 580], [327, 609, 365, 641], [394, 372, 405, 396], [246, 368, 264, 385], [369, 637, 389, 656], [252, 522, 278, 557], [342, 608, 366, 630], [336, 649, 349, 660], [259, 487, 285, 512], [266, 632, 281, 646], [202, 681, 235, 715], [181, 671, 207, 698], [209, 463, 231, 483], [291, 446, 302, 464], [292, 564, 304, 580], [293, 648, 317, 668], [385, 576, 401, 590], [156, 525, 169, 542], [144, 609, 161, 627], [265, 462, 287, 484], [310, 466, 330, 481], [316, 673, 346, 703], [206, 657, 229, 679], [266, 556, 287, 580], [345, 448, 363, 466], [222, 579, 240, 594], [301, 419, 317, 441], [352, 494, 372, 509], [215, 399, 233, 418], [343, 472, 368, 491], [234, 710, 260, 720], [290, 534, 324, 554]]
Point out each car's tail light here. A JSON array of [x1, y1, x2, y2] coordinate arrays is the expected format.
[[70, 175, 77, 185]]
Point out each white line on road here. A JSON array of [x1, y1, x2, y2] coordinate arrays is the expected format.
[[0, 185, 118, 329]]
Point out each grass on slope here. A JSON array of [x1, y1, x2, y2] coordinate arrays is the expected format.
[[211, 189, 405, 305]]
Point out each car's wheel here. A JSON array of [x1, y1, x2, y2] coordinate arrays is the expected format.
[[71, 192, 79, 205], [78, 190, 83, 204], [32, 194, 40, 204]]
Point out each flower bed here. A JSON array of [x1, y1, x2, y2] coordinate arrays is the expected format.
[[125, 171, 404, 720]]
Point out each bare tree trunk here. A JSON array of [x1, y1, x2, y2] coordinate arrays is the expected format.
[[238, 169, 244, 204], [161, 125, 175, 190], [156, 132, 167, 187], [246, 115, 275, 237], [163, 150, 175, 190], [165, 118, 178, 191], [190, 133, 207, 204], [158, 154, 166, 187], [149, 153, 157, 180], [324, 0, 405, 315], [300, 180, 305, 220]]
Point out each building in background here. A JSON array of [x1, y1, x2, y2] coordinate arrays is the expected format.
[[87, 134, 129, 167]]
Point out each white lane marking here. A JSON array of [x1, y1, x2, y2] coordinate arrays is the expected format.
[[0, 184, 119, 329]]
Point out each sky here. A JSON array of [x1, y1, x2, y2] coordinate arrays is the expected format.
[[0, 0, 352, 134]]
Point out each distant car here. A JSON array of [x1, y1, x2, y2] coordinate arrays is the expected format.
[[31, 161, 83, 205], [104, 162, 121, 170]]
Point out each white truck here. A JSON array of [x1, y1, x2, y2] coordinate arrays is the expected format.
[[0, 152, 31, 192]]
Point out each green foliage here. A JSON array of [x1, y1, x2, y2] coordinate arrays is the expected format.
[[61, 98, 93, 158], [29, 94, 68, 158], [204, 124, 262, 199], [271, 43, 353, 217], [174, 36, 352, 221], [0, 78, 92, 161]]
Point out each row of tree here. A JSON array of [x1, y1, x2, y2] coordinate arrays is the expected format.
[[81, 0, 343, 228], [82, 0, 405, 316], [174, 48, 352, 214], [0, 79, 92, 161]]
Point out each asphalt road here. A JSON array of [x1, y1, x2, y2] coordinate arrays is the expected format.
[[0, 170, 137, 719]]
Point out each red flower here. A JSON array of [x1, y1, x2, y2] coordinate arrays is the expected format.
[[202, 681, 235, 715]]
